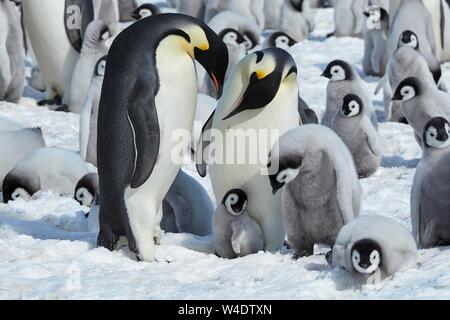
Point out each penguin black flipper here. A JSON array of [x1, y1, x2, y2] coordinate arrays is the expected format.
[[298, 96, 318, 125], [196, 110, 215, 178], [128, 74, 160, 188], [64, 0, 94, 53]]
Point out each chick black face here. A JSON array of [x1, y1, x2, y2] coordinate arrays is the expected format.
[[351, 239, 382, 275], [223, 189, 248, 216], [424, 117, 450, 149]]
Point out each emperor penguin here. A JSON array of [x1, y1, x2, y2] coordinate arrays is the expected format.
[[74, 172, 99, 207], [331, 94, 381, 178], [79, 55, 107, 166], [196, 48, 301, 252], [130, 3, 161, 20], [224, 0, 266, 32], [392, 77, 450, 147], [263, 0, 284, 30], [0, 127, 45, 191], [117, 0, 139, 22], [329, 215, 417, 284], [332, 0, 367, 37], [268, 125, 361, 258], [2, 147, 90, 203], [69, 20, 109, 114], [321, 60, 378, 129], [263, 31, 297, 50], [213, 189, 264, 259], [279, 0, 316, 42], [411, 117, 450, 248], [362, 4, 389, 76], [385, 0, 441, 83], [0, 0, 25, 103], [208, 11, 261, 51], [96, 13, 228, 262], [22, 0, 94, 105], [378, 31, 437, 122], [161, 170, 215, 237]]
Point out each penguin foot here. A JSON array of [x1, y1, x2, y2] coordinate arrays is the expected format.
[[97, 230, 118, 251], [293, 249, 313, 260], [325, 250, 333, 265], [37, 95, 62, 107], [326, 32, 335, 38]]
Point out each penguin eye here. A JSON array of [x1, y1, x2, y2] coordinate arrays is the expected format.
[[140, 9, 151, 17]]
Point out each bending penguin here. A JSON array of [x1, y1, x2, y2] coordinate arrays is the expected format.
[[96, 13, 227, 262], [196, 48, 301, 252], [329, 215, 417, 284], [3, 147, 90, 202], [79, 55, 107, 166], [279, 0, 315, 42], [213, 189, 264, 259], [0, 0, 25, 103], [268, 125, 361, 258], [332, 94, 381, 178]]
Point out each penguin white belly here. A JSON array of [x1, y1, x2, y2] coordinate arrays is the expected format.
[[424, 0, 442, 59], [22, 0, 78, 100], [125, 49, 198, 262], [209, 86, 299, 251]]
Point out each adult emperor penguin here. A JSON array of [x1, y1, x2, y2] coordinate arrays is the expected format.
[[263, 31, 297, 50], [263, 0, 285, 30], [96, 14, 228, 262], [378, 32, 437, 122], [3, 147, 90, 202], [80, 55, 107, 166], [385, 0, 441, 83], [22, 0, 94, 105], [411, 117, 450, 248], [331, 0, 367, 37], [69, 20, 109, 114], [332, 94, 381, 178], [279, 0, 315, 42], [130, 3, 161, 20], [0, 127, 45, 191], [196, 48, 301, 252], [321, 60, 378, 129], [392, 77, 450, 147], [213, 189, 264, 259], [74, 172, 99, 207], [329, 215, 417, 284], [268, 125, 361, 258], [0, 0, 25, 103]]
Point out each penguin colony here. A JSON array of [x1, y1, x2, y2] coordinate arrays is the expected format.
[[2, 0, 450, 286]]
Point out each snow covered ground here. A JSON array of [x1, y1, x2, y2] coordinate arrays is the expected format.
[[1, 8, 450, 300]]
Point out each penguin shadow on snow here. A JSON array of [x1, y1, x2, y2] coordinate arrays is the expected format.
[[380, 156, 420, 169]]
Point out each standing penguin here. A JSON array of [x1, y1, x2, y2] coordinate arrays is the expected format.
[[392, 76, 450, 147], [385, 0, 441, 83], [279, 0, 315, 42], [213, 189, 264, 259], [263, 31, 297, 50], [362, 4, 389, 76], [378, 31, 437, 122], [79, 55, 106, 166], [268, 125, 361, 258], [96, 14, 227, 262], [329, 215, 417, 284], [332, 94, 381, 178], [411, 117, 450, 248], [69, 20, 109, 114], [0, 0, 25, 103], [196, 49, 301, 252], [332, 0, 367, 37], [321, 60, 378, 129], [263, 0, 284, 30]]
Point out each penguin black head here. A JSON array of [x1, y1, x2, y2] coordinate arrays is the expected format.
[[322, 60, 353, 81], [131, 3, 161, 20], [341, 94, 363, 118], [290, 0, 305, 12], [267, 151, 301, 195], [398, 30, 419, 50], [95, 55, 107, 77], [242, 31, 258, 51], [222, 189, 248, 216], [222, 48, 298, 120], [74, 173, 99, 207], [351, 239, 382, 275], [363, 6, 389, 30], [392, 77, 421, 102], [2, 170, 40, 203], [424, 117, 450, 149], [268, 31, 297, 50], [218, 28, 247, 47]]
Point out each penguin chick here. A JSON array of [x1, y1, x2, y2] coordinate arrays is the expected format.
[[130, 3, 161, 20], [74, 173, 99, 208], [268, 125, 361, 258], [213, 189, 264, 259], [263, 0, 284, 30], [279, 0, 315, 42], [332, 0, 366, 37], [330, 215, 417, 285], [332, 94, 381, 178], [411, 117, 450, 248], [263, 31, 297, 50]]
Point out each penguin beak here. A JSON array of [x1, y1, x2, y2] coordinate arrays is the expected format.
[[391, 88, 402, 101], [321, 68, 331, 79], [194, 28, 228, 100], [222, 71, 280, 121], [131, 12, 141, 20]]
